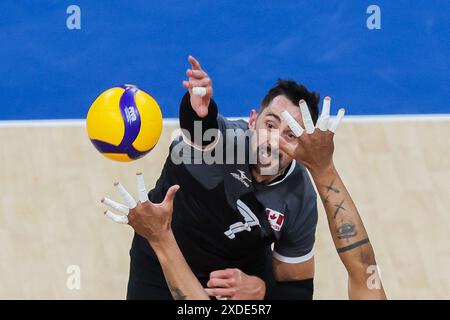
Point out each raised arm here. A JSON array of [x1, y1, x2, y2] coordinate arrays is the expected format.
[[102, 174, 209, 300], [179, 55, 219, 149], [310, 164, 386, 299], [134, 206, 209, 300], [280, 98, 387, 299]]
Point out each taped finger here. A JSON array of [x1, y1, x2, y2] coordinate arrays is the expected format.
[[329, 108, 345, 133], [136, 173, 149, 203], [104, 210, 128, 224], [281, 110, 304, 137], [101, 197, 129, 215], [299, 100, 315, 134], [114, 182, 137, 209], [193, 87, 207, 97], [317, 96, 331, 131]]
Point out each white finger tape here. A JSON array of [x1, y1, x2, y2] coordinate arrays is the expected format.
[[115, 182, 137, 209], [102, 197, 129, 215], [105, 210, 128, 224], [136, 173, 149, 203], [299, 100, 315, 134], [317, 97, 331, 131], [329, 108, 346, 133], [192, 86, 207, 97], [281, 111, 304, 137]]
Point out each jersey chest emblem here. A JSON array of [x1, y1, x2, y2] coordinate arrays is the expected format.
[[224, 200, 260, 239], [266, 208, 285, 231]]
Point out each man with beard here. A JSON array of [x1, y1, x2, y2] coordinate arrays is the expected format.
[[104, 56, 322, 299], [107, 83, 386, 299]]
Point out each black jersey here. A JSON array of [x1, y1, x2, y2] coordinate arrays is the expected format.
[[127, 96, 318, 298]]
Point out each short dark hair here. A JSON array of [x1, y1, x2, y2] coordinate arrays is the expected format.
[[260, 79, 320, 124]]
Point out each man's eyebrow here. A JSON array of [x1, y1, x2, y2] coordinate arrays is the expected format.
[[265, 112, 281, 122]]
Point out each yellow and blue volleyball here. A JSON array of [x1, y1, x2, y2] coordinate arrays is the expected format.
[[86, 84, 163, 162]]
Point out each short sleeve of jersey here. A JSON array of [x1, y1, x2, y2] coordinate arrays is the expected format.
[[273, 173, 318, 264]]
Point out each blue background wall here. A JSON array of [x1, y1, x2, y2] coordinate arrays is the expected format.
[[1, 0, 449, 120]]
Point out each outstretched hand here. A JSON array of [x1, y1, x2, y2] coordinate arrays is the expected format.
[[182, 55, 213, 118], [101, 173, 180, 245], [279, 97, 345, 175]]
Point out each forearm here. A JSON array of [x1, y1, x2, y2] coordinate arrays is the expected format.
[[311, 164, 369, 261], [150, 232, 209, 300], [179, 92, 218, 147], [310, 164, 386, 298]]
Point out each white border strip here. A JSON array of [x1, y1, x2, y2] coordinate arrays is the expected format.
[[0, 118, 180, 128], [0, 119, 86, 127], [340, 114, 450, 123], [1, 114, 449, 128], [229, 114, 450, 123], [273, 249, 315, 264]]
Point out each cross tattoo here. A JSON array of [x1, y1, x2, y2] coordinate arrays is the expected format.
[[333, 200, 345, 219], [325, 179, 340, 194]]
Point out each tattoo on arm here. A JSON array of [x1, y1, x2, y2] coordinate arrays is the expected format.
[[323, 179, 346, 219], [333, 200, 346, 219], [336, 238, 370, 253], [336, 222, 357, 239], [167, 281, 187, 300], [325, 179, 340, 194]]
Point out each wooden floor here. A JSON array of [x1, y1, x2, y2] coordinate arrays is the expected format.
[[0, 120, 449, 299]]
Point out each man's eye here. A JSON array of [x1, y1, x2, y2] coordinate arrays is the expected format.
[[288, 133, 296, 139], [267, 122, 274, 129]]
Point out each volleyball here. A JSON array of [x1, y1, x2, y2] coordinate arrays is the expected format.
[[86, 84, 163, 162]]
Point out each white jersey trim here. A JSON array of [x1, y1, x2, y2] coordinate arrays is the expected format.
[[181, 129, 221, 152], [266, 160, 296, 187]]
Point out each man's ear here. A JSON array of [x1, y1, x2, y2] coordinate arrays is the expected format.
[[249, 109, 258, 130]]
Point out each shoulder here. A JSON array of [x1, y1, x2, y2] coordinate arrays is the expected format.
[[217, 115, 249, 131], [268, 163, 318, 260], [291, 162, 317, 199], [258, 162, 317, 236], [274, 162, 317, 231], [284, 162, 317, 218]]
